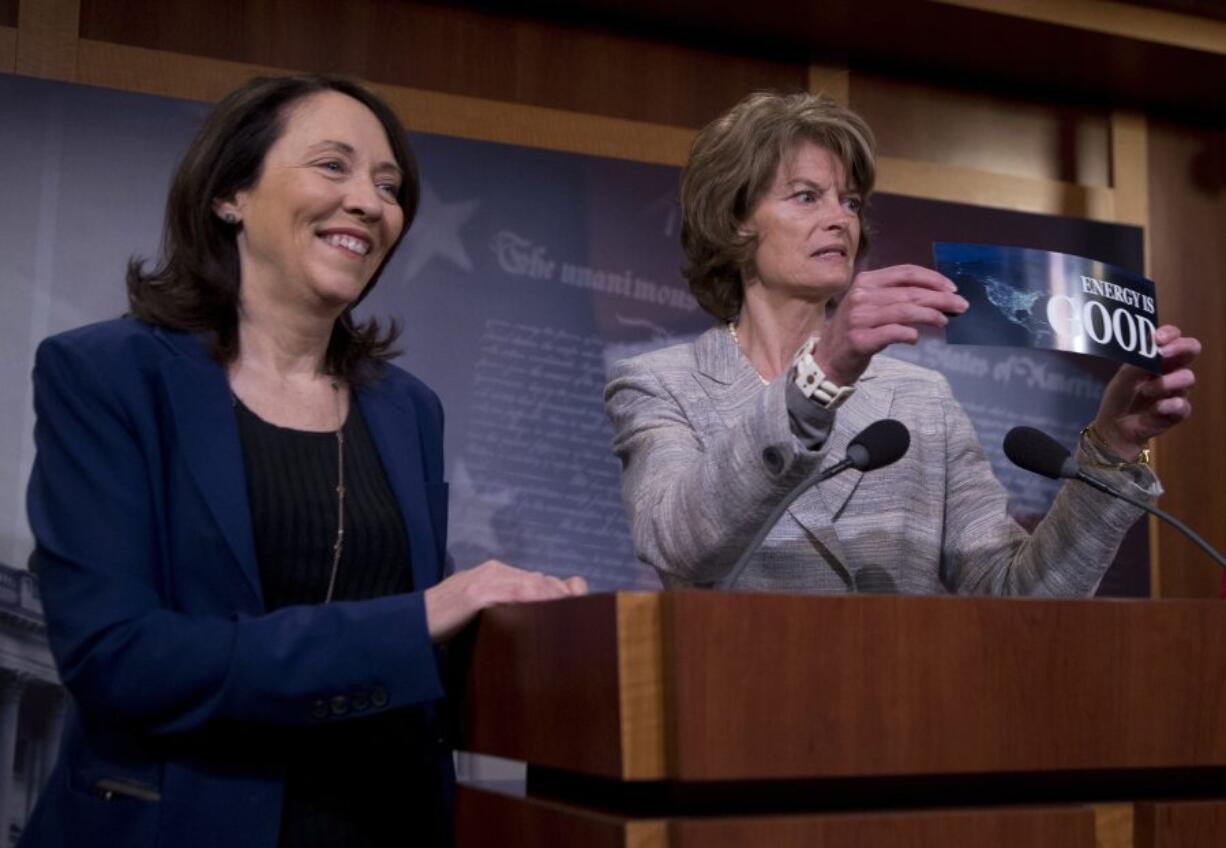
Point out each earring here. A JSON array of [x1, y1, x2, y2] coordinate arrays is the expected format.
[[223, 212, 238, 224]]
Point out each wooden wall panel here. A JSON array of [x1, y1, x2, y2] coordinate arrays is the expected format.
[[937, 0, 1226, 53], [1133, 0, 1226, 23], [873, 155, 1114, 219], [75, 41, 696, 165], [1146, 120, 1226, 599], [1111, 112, 1151, 229], [850, 73, 1111, 187], [77, 0, 805, 128], [471, 0, 1226, 118], [0, 0, 17, 28], [0, 26, 15, 71], [1136, 800, 1226, 847], [15, 0, 79, 79]]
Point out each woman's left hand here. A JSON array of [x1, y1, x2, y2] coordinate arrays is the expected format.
[[1091, 324, 1201, 461]]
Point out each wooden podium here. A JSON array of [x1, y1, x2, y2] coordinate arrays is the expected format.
[[455, 592, 1226, 847]]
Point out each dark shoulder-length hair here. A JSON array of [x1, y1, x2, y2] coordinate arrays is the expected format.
[[127, 73, 420, 381]]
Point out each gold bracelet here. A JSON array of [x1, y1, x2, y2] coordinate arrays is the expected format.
[[1081, 423, 1151, 467]]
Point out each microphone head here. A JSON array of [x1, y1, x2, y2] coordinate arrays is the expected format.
[[1003, 426, 1079, 480], [847, 419, 910, 472]]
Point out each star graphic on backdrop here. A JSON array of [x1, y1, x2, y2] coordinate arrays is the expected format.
[[400, 182, 481, 281], [447, 458, 515, 554]]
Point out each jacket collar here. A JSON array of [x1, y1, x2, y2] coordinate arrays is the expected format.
[[692, 325, 896, 568], [155, 329, 261, 605], [154, 327, 437, 608], [692, 323, 884, 387], [354, 375, 440, 595]]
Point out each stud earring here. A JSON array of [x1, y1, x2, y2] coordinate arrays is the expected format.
[[223, 212, 238, 224]]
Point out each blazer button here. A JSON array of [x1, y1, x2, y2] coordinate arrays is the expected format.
[[330, 694, 349, 717], [352, 689, 371, 712], [371, 686, 389, 708], [761, 447, 784, 474]]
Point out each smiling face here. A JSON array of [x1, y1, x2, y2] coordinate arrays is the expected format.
[[223, 90, 405, 318], [742, 140, 862, 304]]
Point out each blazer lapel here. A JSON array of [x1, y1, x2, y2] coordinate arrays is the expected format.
[[356, 380, 440, 593], [814, 362, 895, 520], [158, 334, 263, 607], [692, 327, 897, 573], [691, 325, 762, 421], [780, 361, 894, 582]]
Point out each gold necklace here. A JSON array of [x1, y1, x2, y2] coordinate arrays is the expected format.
[[323, 380, 345, 604], [726, 321, 770, 386]]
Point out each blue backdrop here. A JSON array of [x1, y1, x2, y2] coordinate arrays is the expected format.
[[0, 72, 1146, 595]]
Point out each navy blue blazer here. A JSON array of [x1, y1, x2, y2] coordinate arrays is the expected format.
[[23, 318, 453, 847]]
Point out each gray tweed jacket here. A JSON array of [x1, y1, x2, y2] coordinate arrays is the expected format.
[[604, 325, 1158, 594]]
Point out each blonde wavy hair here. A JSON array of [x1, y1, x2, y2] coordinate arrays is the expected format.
[[680, 91, 876, 321]]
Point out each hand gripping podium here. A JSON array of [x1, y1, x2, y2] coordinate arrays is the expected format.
[[455, 592, 1226, 847]]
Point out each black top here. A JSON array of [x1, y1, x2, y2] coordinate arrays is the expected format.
[[235, 398, 447, 847]]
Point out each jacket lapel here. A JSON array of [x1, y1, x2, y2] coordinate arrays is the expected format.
[[155, 330, 439, 602], [690, 325, 761, 419], [356, 379, 439, 593], [157, 332, 263, 607], [813, 362, 894, 520], [692, 327, 897, 570]]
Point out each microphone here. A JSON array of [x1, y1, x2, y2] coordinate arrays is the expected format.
[[818, 418, 911, 481], [1003, 426, 1226, 571], [717, 419, 911, 590]]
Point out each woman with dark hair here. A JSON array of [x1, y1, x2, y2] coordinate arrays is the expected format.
[[24, 74, 584, 848], [605, 91, 1200, 594]]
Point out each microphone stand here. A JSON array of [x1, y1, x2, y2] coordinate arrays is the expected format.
[[1005, 426, 1226, 572], [1074, 471, 1226, 570], [715, 460, 853, 591]]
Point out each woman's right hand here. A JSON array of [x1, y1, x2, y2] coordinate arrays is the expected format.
[[424, 559, 588, 642], [813, 264, 968, 387]]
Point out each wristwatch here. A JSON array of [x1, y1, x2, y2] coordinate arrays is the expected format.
[[793, 338, 855, 410]]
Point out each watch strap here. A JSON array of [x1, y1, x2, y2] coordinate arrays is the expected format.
[[793, 339, 855, 410]]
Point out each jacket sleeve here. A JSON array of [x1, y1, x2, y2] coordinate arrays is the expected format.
[[27, 335, 445, 734], [936, 374, 1159, 596], [603, 355, 829, 584]]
